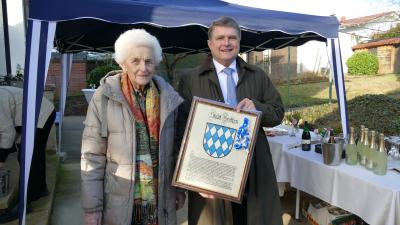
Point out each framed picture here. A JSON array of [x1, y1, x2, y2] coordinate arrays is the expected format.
[[172, 97, 261, 203]]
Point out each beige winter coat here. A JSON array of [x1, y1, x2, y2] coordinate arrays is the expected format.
[[81, 71, 183, 225], [0, 86, 54, 149]]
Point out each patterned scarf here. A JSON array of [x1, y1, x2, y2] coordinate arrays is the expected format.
[[121, 73, 160, 225]]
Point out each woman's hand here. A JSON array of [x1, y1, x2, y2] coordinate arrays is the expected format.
[[199, 192, 216, 199], [84, 212, 102, 225], [176, 192, 186, 210]]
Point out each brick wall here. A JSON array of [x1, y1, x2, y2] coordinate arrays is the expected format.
[[46, 60, 87, 98]]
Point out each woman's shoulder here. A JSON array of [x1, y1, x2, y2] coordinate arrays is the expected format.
[[153, 75, 183, 104], [152, 75, 173, 91], [100, 70, 122, 86], [91, 72, 123, 103]]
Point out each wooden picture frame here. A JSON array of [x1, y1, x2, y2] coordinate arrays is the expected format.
[[172, 97, 261, 203]]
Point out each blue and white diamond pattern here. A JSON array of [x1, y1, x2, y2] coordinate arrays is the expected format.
[[203, 123, 237, 158]]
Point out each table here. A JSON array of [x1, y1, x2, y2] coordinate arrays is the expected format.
[[267, 128, 400, 225]]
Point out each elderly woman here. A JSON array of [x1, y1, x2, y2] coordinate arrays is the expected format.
[[81, 29, 185, 225]]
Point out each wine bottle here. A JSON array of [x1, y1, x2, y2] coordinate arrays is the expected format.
[[366, 130, 377, 169], [301, 121, 311, 151], [360, 128, 369, 166], [357, 125, 365, 145], [357, 125, 365, 163], [345, 127, 357, 165], [328, 128, 335, 143], [373, 133, 387, 175]]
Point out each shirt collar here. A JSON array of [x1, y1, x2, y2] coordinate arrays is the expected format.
[[212, 59, 237, 75]]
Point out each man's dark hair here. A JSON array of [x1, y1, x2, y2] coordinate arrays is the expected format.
[[208, 16, 241, 40]]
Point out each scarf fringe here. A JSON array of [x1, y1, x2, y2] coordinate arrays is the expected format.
[[133, 202, 158, 225]]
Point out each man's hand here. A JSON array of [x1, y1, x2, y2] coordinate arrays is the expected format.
[[176, 191, 186, 210], [199, 192, 216, 199], [236, 98, 256, 112], [84, 212, 102, 225]]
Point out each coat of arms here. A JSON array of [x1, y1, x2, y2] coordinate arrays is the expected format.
[[203, 122, 237, 158]]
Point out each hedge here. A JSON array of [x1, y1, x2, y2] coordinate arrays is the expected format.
[[86, 64, 120, 88]]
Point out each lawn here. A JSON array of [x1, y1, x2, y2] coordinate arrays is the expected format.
[[277, 73, 400, 108]]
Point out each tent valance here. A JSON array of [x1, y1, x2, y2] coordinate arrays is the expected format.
[[29, 0, 339, 53]]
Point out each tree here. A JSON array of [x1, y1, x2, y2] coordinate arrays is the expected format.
[[372, 23, 400, 39], [159, 53, 208, 87], [161, 53, 189, 83]]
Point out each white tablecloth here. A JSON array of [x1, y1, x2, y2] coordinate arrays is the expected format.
[[267, 129, 400, 225]]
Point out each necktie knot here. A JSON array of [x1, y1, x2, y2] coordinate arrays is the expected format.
[[222, 67, 234, 76]]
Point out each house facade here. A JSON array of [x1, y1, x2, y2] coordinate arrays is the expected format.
[[352, 38, 400, 74], [339, 11, 400, 72], [259, 11, 400, 78]]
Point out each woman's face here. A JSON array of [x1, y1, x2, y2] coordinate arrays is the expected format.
[[122, 45, 155, 91]]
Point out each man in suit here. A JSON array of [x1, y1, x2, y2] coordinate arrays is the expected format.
[[177, 16, 285, 225]]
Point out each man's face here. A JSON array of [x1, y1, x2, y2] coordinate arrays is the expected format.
[[208, 26, 240, 67]]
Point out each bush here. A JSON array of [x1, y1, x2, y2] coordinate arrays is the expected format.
[[346, 52, 378, 75], [86, 64, 119, 88], [345, 94, 400, 135], [310, 94, 400, 136]]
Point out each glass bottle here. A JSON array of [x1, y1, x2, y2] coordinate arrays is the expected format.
[[357, 125, 365, 145], [328, 128, 335, 143], [345, 127, 357, 165], [301, 121, 311, 151], [322, 128, 329, 143], [366, 130, 377, 169], [360, 128, 369, 166], [373, 133, 387, 175], [357, 125, 365, 163]]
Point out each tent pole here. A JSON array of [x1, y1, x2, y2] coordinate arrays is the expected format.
[[329, 72, 332, 104], [1, 0, 12, 76], [327, 38, 349, 138], [20, 20, 56, 225], [58, 53, 72, 159], [287, 46, 291, 106]]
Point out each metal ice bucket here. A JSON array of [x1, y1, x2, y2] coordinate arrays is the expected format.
[[0, 168, 10, 197], [322, 137, 345, 166]]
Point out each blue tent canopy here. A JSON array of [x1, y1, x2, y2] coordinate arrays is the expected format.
[[20, 1, 348, 224], [29, 0, 339, 53]]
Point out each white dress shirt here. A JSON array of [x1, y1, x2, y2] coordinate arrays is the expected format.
[[212, 59, 238, 104]]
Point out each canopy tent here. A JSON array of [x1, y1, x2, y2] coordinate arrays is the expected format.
[[21, 0, 348, 224], [37, 0, 339, 53]]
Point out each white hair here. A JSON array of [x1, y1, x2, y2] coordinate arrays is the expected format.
[[114, 29, 162, 66]]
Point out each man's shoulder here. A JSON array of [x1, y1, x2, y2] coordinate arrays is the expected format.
[[178, 66, 203, 83], [240, 61, 263, 72], [236, 57, 266, 76], [247, 63, 263, 72]]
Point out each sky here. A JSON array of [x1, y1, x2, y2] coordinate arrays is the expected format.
[[6, 0, 23, 26], [225, 0, 399, 19]]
